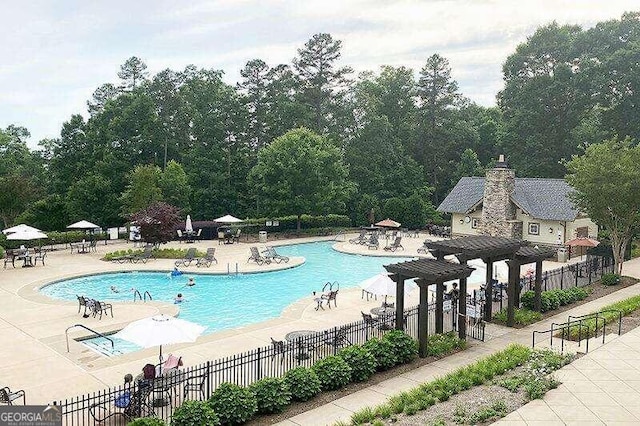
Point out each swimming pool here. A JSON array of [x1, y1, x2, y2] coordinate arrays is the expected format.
[[42, 242, 414, 337]]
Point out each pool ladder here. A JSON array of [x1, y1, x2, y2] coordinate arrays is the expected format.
[[133, 290, 152, 302], [226, 263, 239, 275], [65, 324, 114, 353]]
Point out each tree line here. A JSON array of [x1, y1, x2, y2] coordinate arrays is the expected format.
[[1, 12, 638, 231]]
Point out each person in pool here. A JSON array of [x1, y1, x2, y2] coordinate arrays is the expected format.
[[186, 277, 195, 287], [110, 285, 119, 293], [171, 267, 182, 277], [174, 293, 184, 303]]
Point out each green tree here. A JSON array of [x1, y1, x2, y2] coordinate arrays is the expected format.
[[118, 56, 149, 90], [382, 197, 406, 224], [249, 128, 354, 230], [450, 148, 485, 186], [120, 165, 163, 216], [66, 173, 120, 226], [87, 83, 121, 115], [15, 195, 69, 231], [159, 160, 191, 213], [238, 59, 271, 151], [565, 137, 640, 274]]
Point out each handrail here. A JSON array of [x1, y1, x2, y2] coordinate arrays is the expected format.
[[133, 289, 142, 302], [65, 324, 114, 353], [598, 309, 623, 335], [568, 313, 606, 345], [532, 321, 589, 354], [143, 291, 152, 301]]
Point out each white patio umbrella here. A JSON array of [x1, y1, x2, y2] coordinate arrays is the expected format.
[[2, 224, 42, 235], [6, 229, 48, 241], [359, 273, 417, 302], [67, 220, 100, 230], [214, 214, 243, 223], [114, 314, 206, 362], [185, 215, 193, 233]]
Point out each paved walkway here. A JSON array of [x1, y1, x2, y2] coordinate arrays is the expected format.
[[276, 257, 640, 426]]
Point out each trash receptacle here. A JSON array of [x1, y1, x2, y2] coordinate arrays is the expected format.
[[557, 247, 568, 262], [259, 231, 267, 243]]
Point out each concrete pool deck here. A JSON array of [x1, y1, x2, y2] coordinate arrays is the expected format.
[[0, 233, 585, 404]]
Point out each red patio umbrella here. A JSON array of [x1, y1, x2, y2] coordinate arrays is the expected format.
[[565, 237, 600, 259], [375, 218, 401, 228]]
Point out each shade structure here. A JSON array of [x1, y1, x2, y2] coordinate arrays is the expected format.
[[359, 273, 417, 297], [375, 218, 401, 228], [2, 224, 41, 235], [67, 220, 100, 230], [185, 215, 193, 233], [565, 237, 600, 248], [115, 314, 206, 362], [6, 229, 48, 240], [214, 214, 243, 223]]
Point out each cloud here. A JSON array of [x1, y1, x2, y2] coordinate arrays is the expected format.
[[0, 0, 634, 147]]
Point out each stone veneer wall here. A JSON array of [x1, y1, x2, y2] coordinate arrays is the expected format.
[[480, 167, 517, 237]]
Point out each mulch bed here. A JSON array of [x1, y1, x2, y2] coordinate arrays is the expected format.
[[493, 276, 638, 328], [246, 348, 465, 425]]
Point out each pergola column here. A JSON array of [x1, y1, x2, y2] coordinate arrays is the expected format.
[[484, 257, 494, 321], [435, 282, 444, 333], [458, 258, 468, 340], [416, 279, 430, 357], [506, 259, 520, 327], [394, 274, 405, 331], [534, 260, 543, 312]]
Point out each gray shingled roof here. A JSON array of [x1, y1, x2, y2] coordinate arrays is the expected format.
[[437, 177, 579, 221]]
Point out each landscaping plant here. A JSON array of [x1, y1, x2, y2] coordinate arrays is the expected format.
[[338, 345, 377, 382], [208, 382, 257, 425], [171, 400, 220, 426], [362, 337, 397, 370], [129, 418, 166, 426], [283, 367, 321, 402], [248, 377, 291, 414], [382, 330, 418, 364], [493, 307, 542, 325], [567, 294, 640, 340], [426, 331, 467, 356], [311, 355, 352, 391], [601, 273, 621, 286]]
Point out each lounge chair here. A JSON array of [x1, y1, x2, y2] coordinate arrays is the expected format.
[[175, 248, 197, 267], [131, 246, 153, 264], [349, 231, 367, 244], [196, 248, 217, 267], [367, 235, 379, 250], [264, 246, 289, 264], [91, 299, 113, 319], [89, 382, 155, 423], [384, 236, 404, 252], [0, 387, 25, 405], [417, 239, 429, 254], [248, 247, 270, 265]]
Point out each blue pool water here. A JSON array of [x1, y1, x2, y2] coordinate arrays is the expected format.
[[42, 242, 412, 339]]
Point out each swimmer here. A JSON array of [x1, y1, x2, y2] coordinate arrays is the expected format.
[[110, 285, 119, 293], [186, 277, 195, 287], [171, 267, 182, 277], [174, 293, 184, 304]]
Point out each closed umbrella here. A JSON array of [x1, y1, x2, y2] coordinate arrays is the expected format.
[[375, 218, 401, 228], [2, 224, 42, 235], [115, 314, 206, 362], [185, 215, 193, 233], [359, 273, 417, 302], [214, 214, 243, 223]]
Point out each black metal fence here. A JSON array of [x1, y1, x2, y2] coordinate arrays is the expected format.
[[519, 255, 615, 294], [53, 303, 457, 425]]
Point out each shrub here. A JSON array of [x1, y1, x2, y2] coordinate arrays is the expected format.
[[567, 294, 640, 340], [283, 367, 321, 402], [249, 377, 291, 414], [208, 383, 257, 425], [0, 245, 4, 259], [312, 355, 352, 391], [171, 400, 220, 426], [521, 287, 590, 313], [382, 330, 418, 365], [601, 273, 621, 286], [129, 418, 166, 426], [493, 308, 542, 325], [338, 345, 376, 382], [362, 338, 397, 370], [427, 332, 467, 357]]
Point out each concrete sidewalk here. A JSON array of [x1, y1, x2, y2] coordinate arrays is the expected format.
[[277, 259, 640, 426]]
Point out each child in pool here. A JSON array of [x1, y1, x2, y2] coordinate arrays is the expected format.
[[186, 277, 195, 287], [171, 267, 182, 277], [174, 293, 184, 303], [110, 285, 119, 293]]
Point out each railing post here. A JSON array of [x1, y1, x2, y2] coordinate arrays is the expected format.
[[206, 361, 211, 399], [560, 266, 563, 289], [256, 347, 262, 381]]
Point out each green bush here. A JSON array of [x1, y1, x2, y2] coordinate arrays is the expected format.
[[244, 214, 351, 231], [427, 332, 467, 357], [249, 377, 291, 414], [312, 355, 352, 391], [283, 367, 321, 402], [103, 247, 206, 261], [0, 245, 4, 259], [601, 273, 621, 286], [521, 287, 590, 313], [362, 338, 397, 371], [567, 294, 640, 340], [208, 383, 257, 425], [382, 330, 418, 365], [493, 308, 542, 325], [129, 418, 166, 426], [338, 345, 377, 382], [171, 400, 220, 426]]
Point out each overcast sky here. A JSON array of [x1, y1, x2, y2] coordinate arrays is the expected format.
[[1, 0, 634, 148]]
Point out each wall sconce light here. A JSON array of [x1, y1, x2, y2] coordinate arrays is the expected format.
[[459, 219, 464, 224], [549, 227, 554, 234]]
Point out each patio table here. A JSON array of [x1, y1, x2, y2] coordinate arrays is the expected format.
[[16, 254, 33, 267], [285, 330, 317, 360]]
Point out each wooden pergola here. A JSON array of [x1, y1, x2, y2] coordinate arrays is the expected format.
[[384, 258, 474, 357]]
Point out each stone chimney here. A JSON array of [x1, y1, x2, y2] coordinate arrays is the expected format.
[[481, 155, 520, 238]]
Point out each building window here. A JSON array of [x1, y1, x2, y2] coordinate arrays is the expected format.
[[528, 223, 540, 235], [471, 218, 480, 229]]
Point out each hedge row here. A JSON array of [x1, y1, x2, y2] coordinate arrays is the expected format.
[[567, 294, 640, 340], [244, 214, 351, 230], [521, 287, 590, 313]]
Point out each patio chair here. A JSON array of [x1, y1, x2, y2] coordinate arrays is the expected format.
[[349, 230, 367, 244], [270, 338, 292, 364], [33, 249, 46, 266], [131, 246, 153, 264], [323, 325, 352, 350], [3, 251, 16, 269], [77, 295, 91, 316], [248, 246, 270, 265], [0, 387, 25, 405], [195, 228, 202, 240], [367, 234, 379, 250], [232, 228, 241, 243], [320, 289, 338, 309], [175, 248, 197, 267], [196, 248, 217, 267], [361, 311, 379, 329], [384, 236, 404, 252], [264, 246, 289, 264], [176, 230, 183, 242], [91, 299, 113, 319], [89, 382, 155, 423], [183, 373, 208, 400], [417, 239, 429, 254], [152, 367, 185, 407]]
